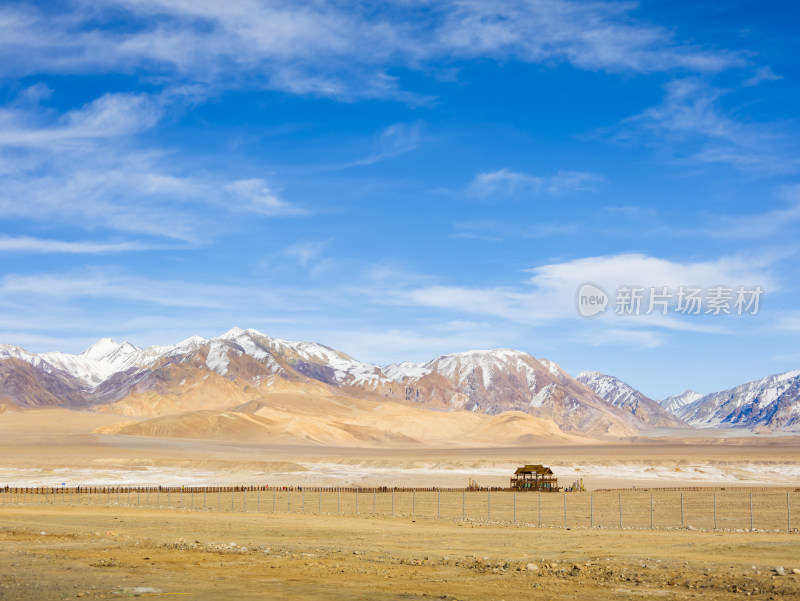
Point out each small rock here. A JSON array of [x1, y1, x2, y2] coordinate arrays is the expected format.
[[774, 567, 785, 576], [792, 568, 800, 575], [526, 563, 539, 571], [39, 531, 47, 536]]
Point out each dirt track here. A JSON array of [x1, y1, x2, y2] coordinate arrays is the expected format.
[[2, 505, 800, 600]]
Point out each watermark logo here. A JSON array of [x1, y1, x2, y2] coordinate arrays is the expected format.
[[576, 282, 609, 318], [575, 284, 764, 318]]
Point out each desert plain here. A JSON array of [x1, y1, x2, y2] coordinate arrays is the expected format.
[[2, 408, 800, 600]]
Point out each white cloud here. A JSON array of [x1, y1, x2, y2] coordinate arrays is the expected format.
[[468, 168, 603, 198], [283, 241, 327, 268], [617, 78, 799, 174], [340, 122, 426, 168], [0, 270, 232, 309], [581, 328, 666, 348], [0, 1, 743, 102], [435, 0, 742, 73], [0, 105, 308, 241], [0, 236, 171, 254], [366, 252, 776, 333], [743, 66, 781, 87], [225, 178, 308, 216], [0, 92, 163, 147]]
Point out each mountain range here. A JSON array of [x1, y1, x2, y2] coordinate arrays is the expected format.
[[1, 328, 798, 445]]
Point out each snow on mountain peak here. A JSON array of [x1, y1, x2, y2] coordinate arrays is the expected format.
[[383, 361, 431, 382], [660, 390, 703, 412], [79, 338, 140, 360], [218, 326, 247, 340], [424, 348, 536, 389]]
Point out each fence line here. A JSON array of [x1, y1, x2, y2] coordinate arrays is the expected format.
[[1, 487, 798, 533]]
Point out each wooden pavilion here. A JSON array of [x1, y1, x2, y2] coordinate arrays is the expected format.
[[510, 464, 559, 491]]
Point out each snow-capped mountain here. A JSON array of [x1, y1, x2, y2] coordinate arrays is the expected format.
[[42, 338, 143, 386], [660, 390, 703, 414], [0, 330, 639, 437], [670, 370, 800, 430], [384, 349, 640, 437], [576, 371, 686, 428]]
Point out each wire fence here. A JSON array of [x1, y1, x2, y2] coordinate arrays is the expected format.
[[1, 487, 798, 532]]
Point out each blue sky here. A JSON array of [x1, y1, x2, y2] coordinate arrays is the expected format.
[[1, 0, 799, 399]]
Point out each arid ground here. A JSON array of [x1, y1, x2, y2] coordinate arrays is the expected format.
[[3, 408, 800, 600], [2, 409, 800, 490], [1, 505, 800, 600]]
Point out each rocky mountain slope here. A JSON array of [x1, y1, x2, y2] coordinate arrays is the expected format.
[[4, 328, 800, 435], [660, 390, 704, 414], [668, 370, 800, 431], [384, 350, 640, 436], [576, 371, 686, 428], [0, 328, 639, 438]]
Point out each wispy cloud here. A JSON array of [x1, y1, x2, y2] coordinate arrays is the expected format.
[[614, 78, 799, 174], [0, 2, 744, 102], [340, 122, 425, 168], [435, 0, 742, 74], [0, 94, 309, 241], [453, 220, 578, 241], [743, 66, 781, 87], [0, 92, 163, 147], [467, 168, 603, 198], [224, 179, 308, 216], [0, 236, 172, 254], [362, 252, 777, 337]]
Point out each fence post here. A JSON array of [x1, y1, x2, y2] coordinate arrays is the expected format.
[[713, 493, 717, 530], [618, 494, 622, 528], [650, 493, 653, 529], [590, 494, 593, 528], [788, 492, 791, 532]]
